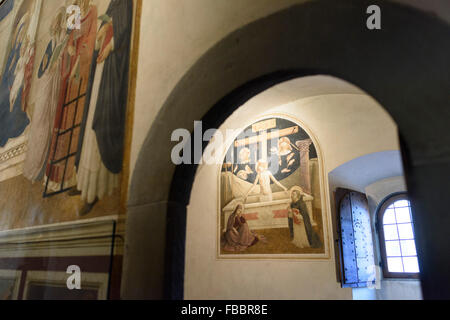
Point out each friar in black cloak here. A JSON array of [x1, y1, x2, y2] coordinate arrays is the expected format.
[[73, 0, 133, 215], [290, 189, 322, 248]]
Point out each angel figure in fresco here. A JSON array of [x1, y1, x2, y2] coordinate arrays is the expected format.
[[23, 7, 68, 182], [223, 204, 265, 252], [278, 137, 299, 174], [45, 0, 98, 191], [233, 147, 255, 181], [244, 159, 287, 202], [289, 188, 321, 249], [74, 0, 133, 215]]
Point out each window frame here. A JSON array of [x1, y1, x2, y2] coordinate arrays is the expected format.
[[377, 193, 420, 279]]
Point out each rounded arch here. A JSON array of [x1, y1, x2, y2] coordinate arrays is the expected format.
[[376, 191, 410, 227], [123, 0, 450, 299]]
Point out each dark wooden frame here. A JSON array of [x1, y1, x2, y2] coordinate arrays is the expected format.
[[377, 193, 420, 280], [334, 188, 353, 287]]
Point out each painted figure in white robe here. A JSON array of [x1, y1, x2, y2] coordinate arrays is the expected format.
[[289, 188, 322, 249], [289, 190, 310, 248], [23, 8, 67, 182], [45, 0, 98, 192]]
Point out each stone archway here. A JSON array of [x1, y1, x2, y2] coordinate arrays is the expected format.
[[123, 0, 450, 299]]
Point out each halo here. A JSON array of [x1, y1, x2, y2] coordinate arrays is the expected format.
[[238, 147, 251, 163], [278, 136, 292, 148], [290, 186, 304, 198]]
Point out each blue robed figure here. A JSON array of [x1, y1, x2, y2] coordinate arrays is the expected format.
[[0, 22, 30, 147]]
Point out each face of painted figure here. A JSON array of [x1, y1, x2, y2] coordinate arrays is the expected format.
[[235, 205, 243, 216], [256, 160, 268, 173], [291, 190, 300, 203], [278, 138, 292, 155], [75, 0, 90, 17], [280, 141, 289, 151], [239, 148, 251, 163]]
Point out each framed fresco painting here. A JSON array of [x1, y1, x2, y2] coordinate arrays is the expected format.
[[0, 0, 142, 229], [218, 115, 331, 260], [0, 0, 42, 179]]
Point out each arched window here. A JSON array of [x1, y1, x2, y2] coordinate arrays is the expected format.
[[377, 194, 420, 279]]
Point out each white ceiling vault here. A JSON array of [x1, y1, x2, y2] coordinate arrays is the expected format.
[[328, 150, 405, 193]]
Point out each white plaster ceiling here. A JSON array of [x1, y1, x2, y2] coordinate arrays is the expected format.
[[239, 75, 366, 112], [328, 150, 405, 193]]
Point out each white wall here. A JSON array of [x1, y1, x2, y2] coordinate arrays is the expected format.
[[328, 151, 404, 194], [184, 77, 399, 299]]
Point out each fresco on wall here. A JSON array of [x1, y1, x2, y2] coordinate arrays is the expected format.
[[0, 0, 41, 147], [0, 0, 136, 229], [219, 117, 327, 257]]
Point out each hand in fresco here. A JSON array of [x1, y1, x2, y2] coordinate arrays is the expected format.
[[68, 45, 76, 56], [97, 40, 113, 64], [97, 21, 111, 41], [96, 21, 113, 63], [69, 56, 80, 81]]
